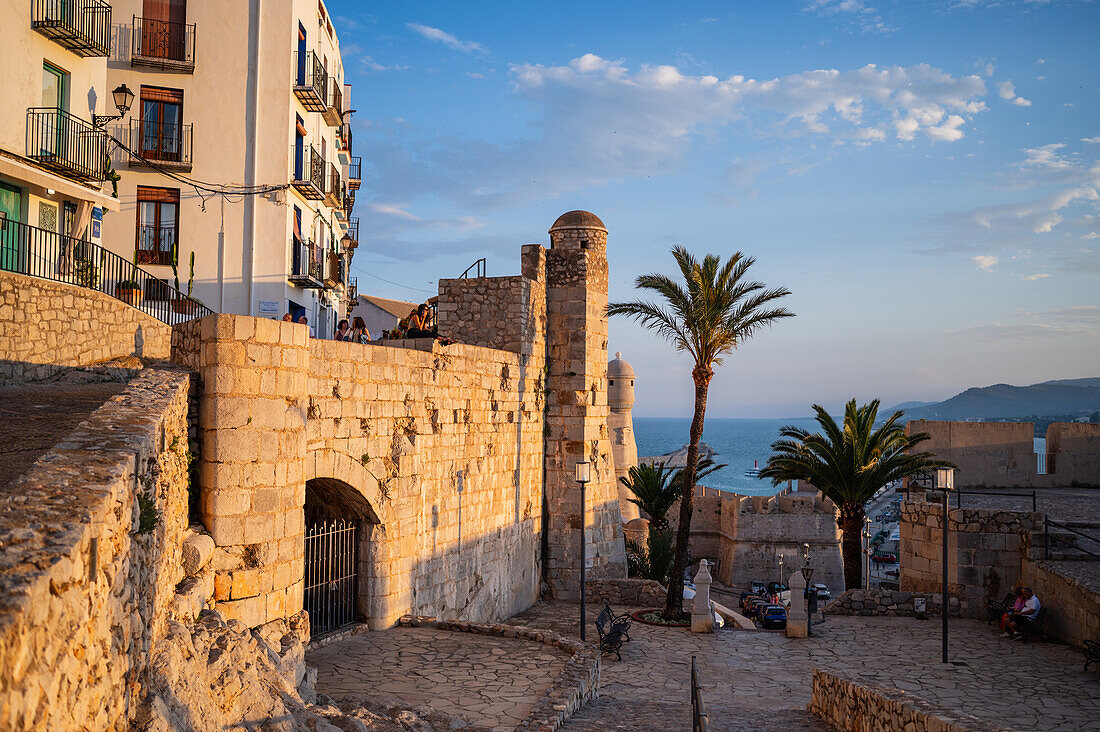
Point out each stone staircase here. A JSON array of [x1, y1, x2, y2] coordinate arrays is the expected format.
[[1044, 521, 1100, 561]]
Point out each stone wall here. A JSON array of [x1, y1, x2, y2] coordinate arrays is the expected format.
[[1019, 559, 1100, 649], [0, 271, 171, 383], [585, 577, 667, 607], [900, 496, 1041, 616], [809, 669, 1003, 732], [824, 588, 964, 617], [437, 268, 543, 355], [0, 367, 195, 729], [1045, 422, 1100, 487]]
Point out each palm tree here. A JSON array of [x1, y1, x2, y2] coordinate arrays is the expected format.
[[620, 462, 678, 532], [609, 247, 794, 618], [759, 399, 955, 590]]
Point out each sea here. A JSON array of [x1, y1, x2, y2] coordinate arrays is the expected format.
[[634, 416, 822, 497]]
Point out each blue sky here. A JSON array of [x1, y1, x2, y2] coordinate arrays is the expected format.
[[331, 0, 1099, 418]]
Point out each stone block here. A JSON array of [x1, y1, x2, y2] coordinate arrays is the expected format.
[[219, 594, 268, 628]]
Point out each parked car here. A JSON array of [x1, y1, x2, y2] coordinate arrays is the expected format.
[[872, 553, 897, 563], [750, 580, 766, 595], [745, 598, 768, 619], [760, 604, 788, 629], [810, 583, 831, 600]]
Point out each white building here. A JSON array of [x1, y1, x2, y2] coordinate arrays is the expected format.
[[347, 293, 418, 340], [99, 0, 360, 334]]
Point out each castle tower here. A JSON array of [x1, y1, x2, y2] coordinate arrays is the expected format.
[[543, 211, 628, 599], [608, 352, 641, 522]]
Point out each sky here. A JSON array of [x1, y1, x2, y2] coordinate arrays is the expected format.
[[330, 0, 1099, 418]]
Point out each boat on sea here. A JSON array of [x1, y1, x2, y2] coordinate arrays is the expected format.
[[744, 459, 761, 478]]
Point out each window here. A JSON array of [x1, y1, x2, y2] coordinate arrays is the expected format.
[[140, 86, 183, 162], [41, 62, 68, 110], [141, 0, 187, 61], [135, 186, 179, 265]]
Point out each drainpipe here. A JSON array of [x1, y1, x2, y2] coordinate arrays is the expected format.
[[242, 0, 262, 315]]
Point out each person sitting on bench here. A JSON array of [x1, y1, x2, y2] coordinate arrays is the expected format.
[[999, 588, 1026, 636], [1005, 587, 1041, 640]]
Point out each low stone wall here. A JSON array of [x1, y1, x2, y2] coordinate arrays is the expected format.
[[389, 615, 601, 731], [0, 271, 171, 384], [809, 669, 1005, 732], [0, 367, 194, 729], [585, 577, 667, 607], [1020, 559, 1100, 649], [825, 589, 965, 617]]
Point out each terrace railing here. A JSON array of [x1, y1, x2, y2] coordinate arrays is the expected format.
[[348, 156, 361, 190], [26, 108, 108, 182], [323, 78, 343, 126], [31, 0, 111, 57], [293, 51, 328, 113], [0, 217, 210, 323], [291, 144, 325, 199], [459, 258, 486, 279], [288, 239, 324, 288], [691, 655, 709, 732], [130, 119, 193, 170], [131, 15, 196, 71]]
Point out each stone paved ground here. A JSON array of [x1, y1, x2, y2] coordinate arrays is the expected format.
[[0, 382, 125, 490], [949, 487, 1100, 524], [510, 603, 1100, 732], [308, 626, 569, 731]]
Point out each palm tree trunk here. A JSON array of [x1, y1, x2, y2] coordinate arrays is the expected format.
[[838, 505, 866, 591], [664, 371, 710, 619]]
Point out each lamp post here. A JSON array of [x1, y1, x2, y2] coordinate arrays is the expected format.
[[935, 467, 954, 664], [801, 542, 815, 635], [778, 553, 785, 588], [92, 84, 135, 128], [575, 460, 590, 641], [864, 516, 873, 589]]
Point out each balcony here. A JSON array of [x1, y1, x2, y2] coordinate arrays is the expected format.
[[348, 156, 361, 190], [337, 122, 353, 164], [25, 108, 108, 182], [291, 144, 325, 200], [135, 224, 176, 266], [325, 162, 345, 210], [31, 0, 111, 57], [129, 120, 193, 171], [132, 15, 196, 72], [344, 218, 359, 249], [347, 277, 357, 301], [324, 250, 343, 289], [323, 79, 343, 127], [288, 240, 324, 288], [293, 51, 328, 113], [344, 190, 355, 219]]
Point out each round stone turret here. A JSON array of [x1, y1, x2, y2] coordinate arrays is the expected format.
[[548, 210, 608, 255], [608, 351, 635, 412]]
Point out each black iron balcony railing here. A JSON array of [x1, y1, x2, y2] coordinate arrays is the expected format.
[[344, 190, 355, 219], [324, 250, 342, 288], [291, 144, 325, 200], [293, 51, 328, 113], [325, 162, 344, 210], [0, 216, 210, 324], [132, 15, 196, 71], [347, 277, 357, 302], [26, 108, 108, 182], [288, 240, 324, 288], [346, 218, 359, 247], [31, 0, 111, 57], [338, 122, 353, 156], [348, 156, 361, 190], [129, 120, 193, 170], [323, 79, 343, 127], [135, 224, 176, 266]]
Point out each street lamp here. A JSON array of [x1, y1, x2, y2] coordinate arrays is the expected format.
[[864, 516, 873, 589], [778, 553, 785, 587], [93, 84, 135, 127], [800, 542, 816, 635], [575, 460, 590, 641], [935, 467, 954, 664]]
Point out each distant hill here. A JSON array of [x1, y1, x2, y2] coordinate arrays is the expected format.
[[889, 378, 1100, 421]]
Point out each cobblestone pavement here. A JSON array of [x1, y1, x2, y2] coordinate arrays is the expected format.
[[510, 602, 1100, 732], [947, 487, 1100, 523], [0, 382, 125, 490], [307, 626, 569, 731]]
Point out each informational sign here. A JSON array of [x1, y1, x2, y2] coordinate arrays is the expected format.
[[90, 207, 102, 241], [258, 300, 280, 317]]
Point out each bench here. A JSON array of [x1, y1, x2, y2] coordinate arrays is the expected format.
[[1084, 640, 1100, 672], [986, 593, 1016, 624], [595, 618, 625, 660], [597, 604, 632, 641], [1016, 607, 1048, 643]]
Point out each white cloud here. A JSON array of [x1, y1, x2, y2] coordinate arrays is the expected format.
[[1012, 96, 1032, 107], [972, 254, 999, 271], [801, 0, 897, 34], [407, 23, 488, 55], [1083, 232, 1100, 240], [370, 202, 423, 221], [1082, 137, 1100, 144], [1021, 143, 1073, 170], [997, 79, 1031, 107], [1021, 273, 1051, 280], [1037, 57, 1046, 64], [945, 306, 1100, 342], [361, 57, 410, 73], [466, 72, 486, 79]]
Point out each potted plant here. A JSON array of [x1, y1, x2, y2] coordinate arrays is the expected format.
[[170, 251, 196, 315], [115, 249, 143, 306]]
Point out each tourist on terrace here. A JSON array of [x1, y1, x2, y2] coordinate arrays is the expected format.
[[335, 319, 349, 341], [999, 588, 1026, 636], [347, 316, 370, 344], [283, 313, 293, 322], [407, 303, 434, 338], [1005, 587, 1041, 640]]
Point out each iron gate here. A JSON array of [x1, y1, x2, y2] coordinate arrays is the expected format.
[[304, 518, 359, 635]]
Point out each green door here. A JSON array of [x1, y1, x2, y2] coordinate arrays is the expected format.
[[0, 183, 22, 273]]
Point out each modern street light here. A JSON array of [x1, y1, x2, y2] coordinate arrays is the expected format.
[[575, 459, 590, 641], [935, 467, 954, 664]]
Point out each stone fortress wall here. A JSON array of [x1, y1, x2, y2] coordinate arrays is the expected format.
[[906, 420, 1100, 488], [0, 271, 171, 384]]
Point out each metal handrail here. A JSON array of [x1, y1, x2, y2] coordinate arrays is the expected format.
[[952, 488, 1037, 512], [0, 216, 210, 324], [31, 0, 111, 57], [131, 15, 196, 67], [293, 50, 327, 100], [349, 156, 361, 181], [1045, 517, 1100, 560], [292, 144, 325, 191], [26, 107, 108, 182], [130, 119, 192, 166], [691, 655, 709, 732], [459, 258, 486, 279]]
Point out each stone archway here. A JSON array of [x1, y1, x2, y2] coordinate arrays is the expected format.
[[303, 460, 385, 635]]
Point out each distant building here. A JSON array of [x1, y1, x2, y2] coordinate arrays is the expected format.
[[348, 293, 418, 339], [608, 352, 641, 522]]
